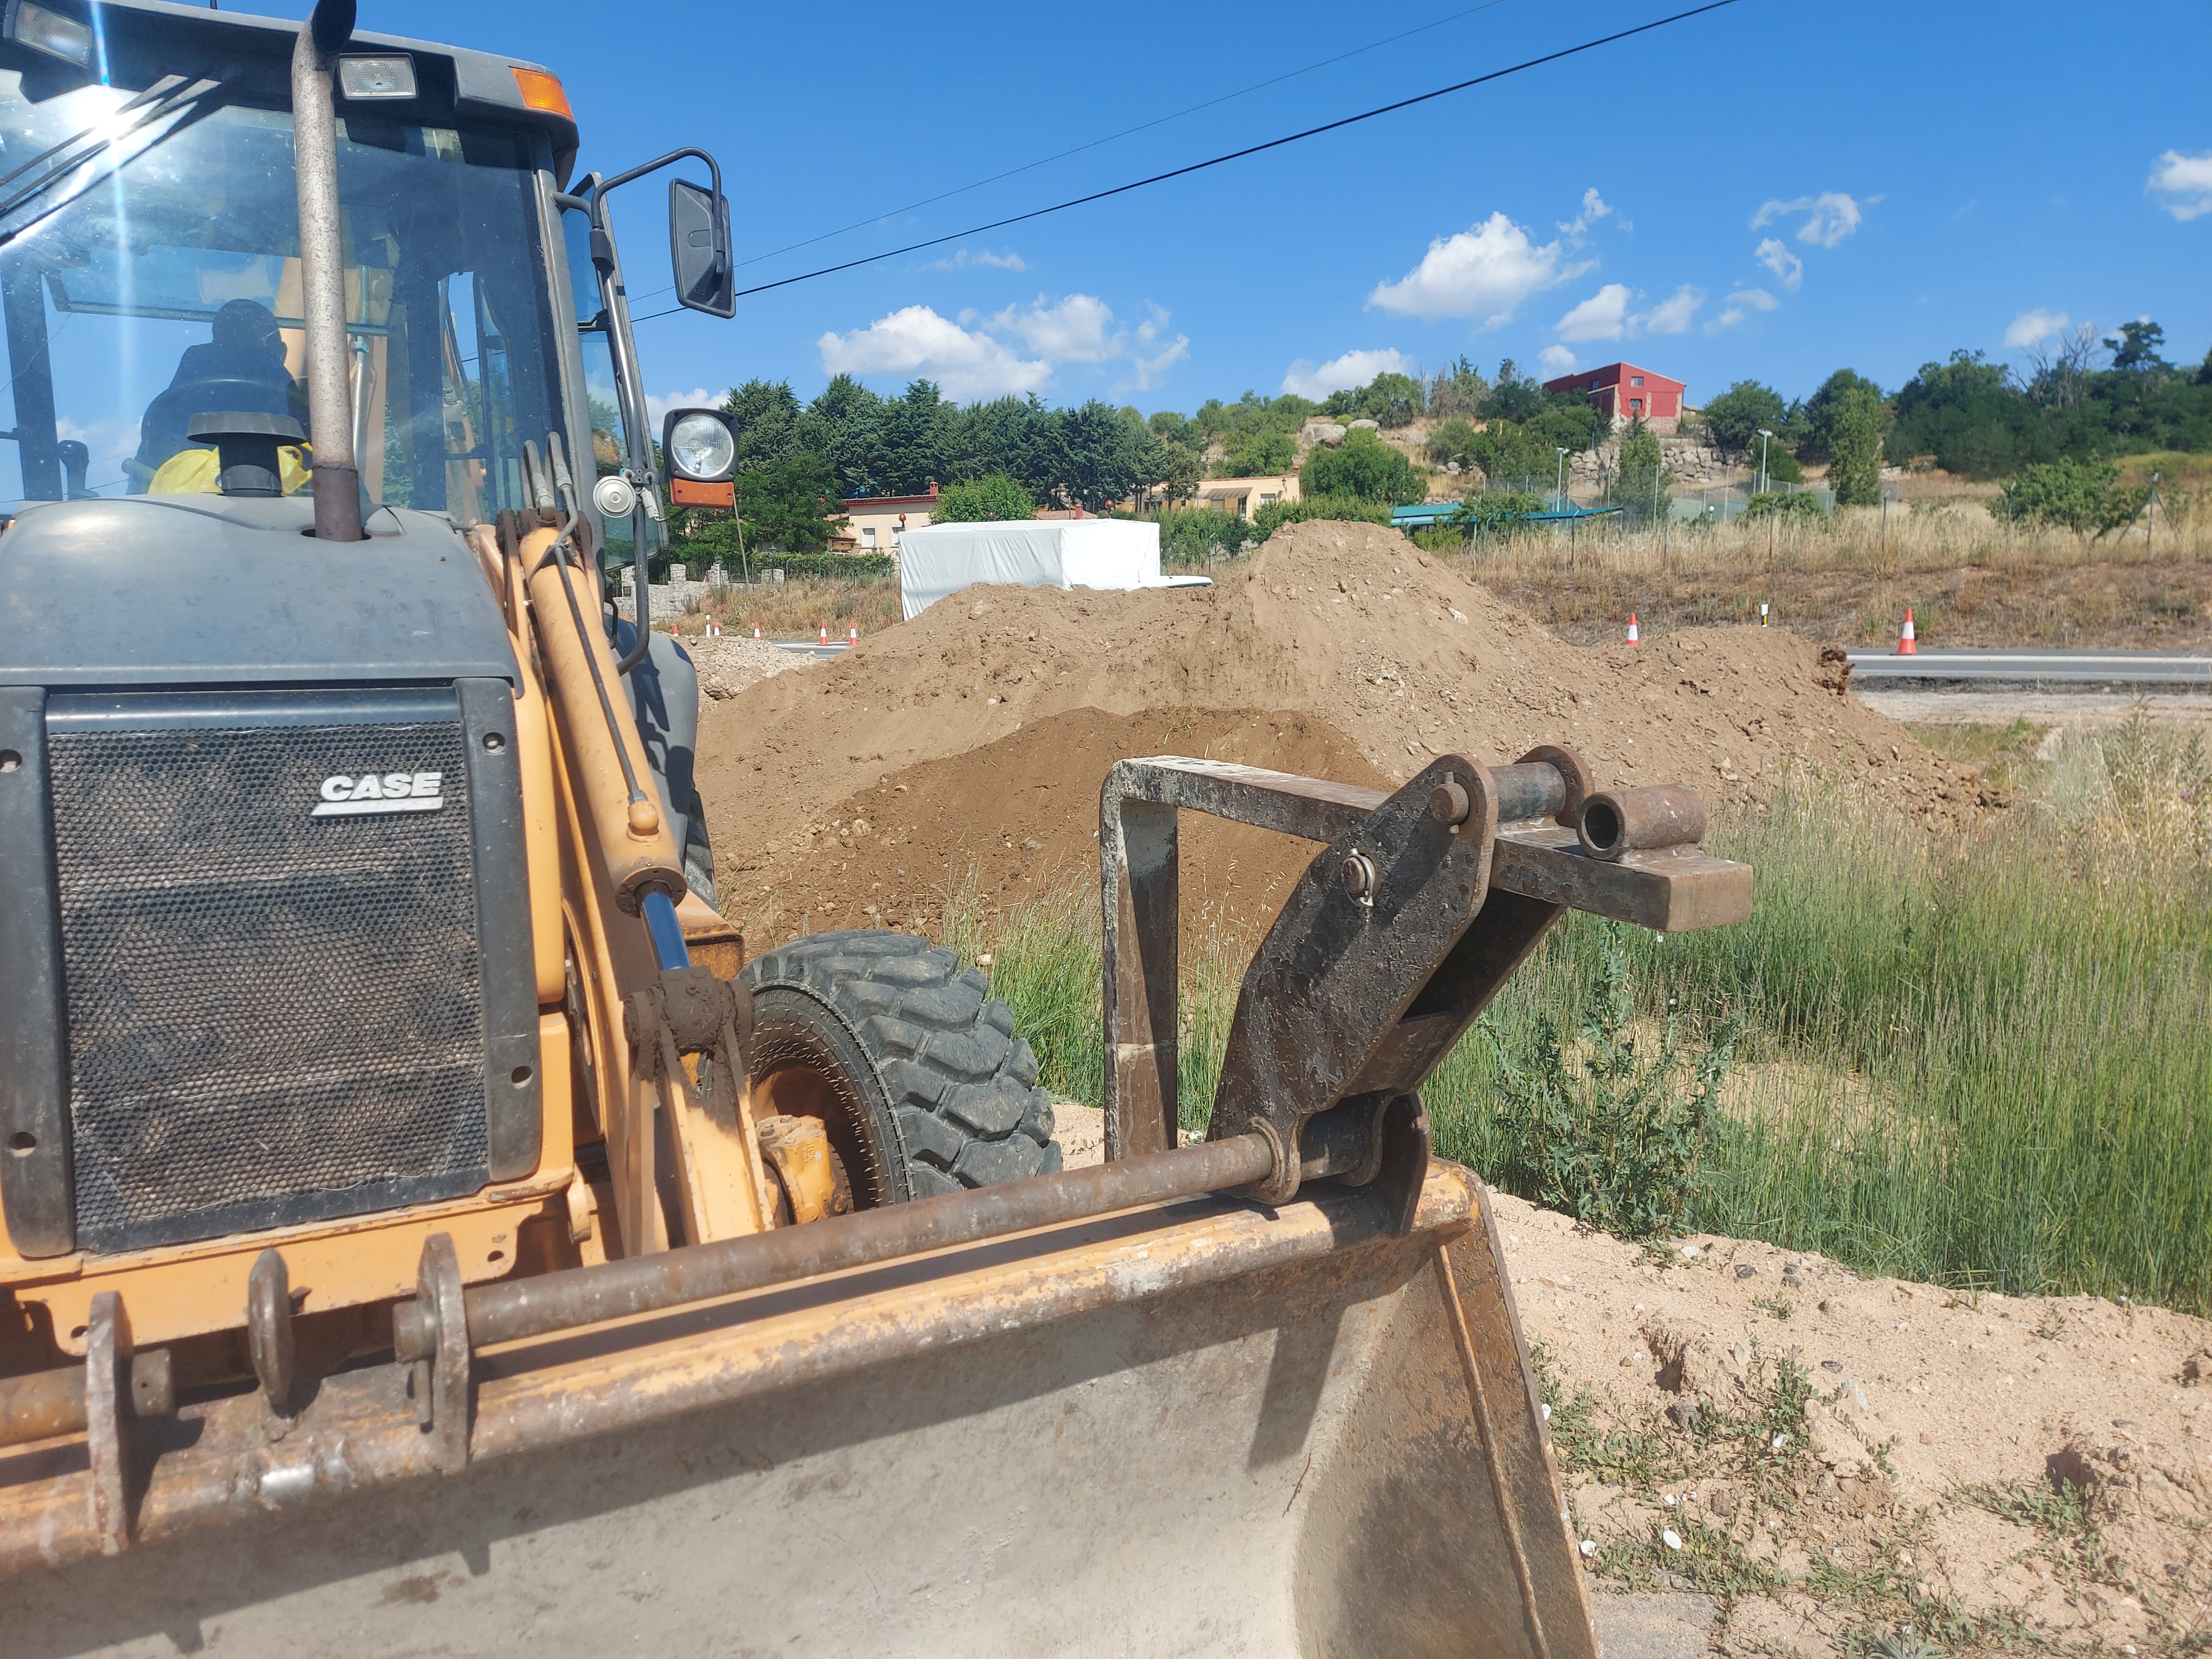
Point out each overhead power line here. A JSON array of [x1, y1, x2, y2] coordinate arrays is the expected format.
[[632, 0, 1737, 324], [730, 0, 1521, 274]]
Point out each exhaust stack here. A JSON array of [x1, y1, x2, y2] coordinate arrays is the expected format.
[[292, 0, 365, 541]]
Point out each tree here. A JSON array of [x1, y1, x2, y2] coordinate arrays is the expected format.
[[731, 450, 848, 553], [874, 379, 948, 495], [1428, 355, 1488, 418], [1799, 369, 1882, 463], [931, 473, 1034, 522], [1299, 428, 1426, 504], [1036, 400, 1161, 510], [1614, 419, 1675, 524], [1483, 358, 1553, 423], [1825, 382, 1885, 506], [1699, 379, 1792, 461], [2103, 320, 2170, 374], [1223, 426, 1295, 475], [723, 378, 804, 472]]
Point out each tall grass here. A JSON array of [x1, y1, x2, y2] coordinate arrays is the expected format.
[[938, 720, 2212, 1315]]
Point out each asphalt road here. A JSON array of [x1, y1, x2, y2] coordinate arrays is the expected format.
[[1845, 648, 2210, 689]]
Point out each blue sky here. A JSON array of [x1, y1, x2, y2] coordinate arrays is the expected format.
[[254, 0, 2211, 418]]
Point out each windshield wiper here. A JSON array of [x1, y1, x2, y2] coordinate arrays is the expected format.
[[0, 66, 238, 243]]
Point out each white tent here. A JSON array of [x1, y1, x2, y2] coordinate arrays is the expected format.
[[895, 519, 1206, 620]]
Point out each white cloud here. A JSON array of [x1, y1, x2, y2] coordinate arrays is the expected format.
[[1367, 211, 1593, 324], [1557, 187, 1615, 244], [2147, 150, 2212, 221], [990, 292, 1123, 363], [1641, 285, 1704, 334], [1706, 290, 1778, 333], [646, 387, 718, 427], [1751, 191, 1864, 248], [1551, 282, 1705, 345], [2004, 308, 2072, 348], [1755, 238, 1803, 292], [818, 306, 1050, 399], [1281, 347, 1413, 400], [1555, 283, 1632, 342], [1122, 303, 1189, 391], [1537, 344, 1577, 375], [925, 247, 1028, 272]]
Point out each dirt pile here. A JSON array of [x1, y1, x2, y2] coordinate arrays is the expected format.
[[1480, 1189, 2212, 1658], [678, 633, 807, 701], [728, 707, 1388, 938], [696, 520, 1995, 937]]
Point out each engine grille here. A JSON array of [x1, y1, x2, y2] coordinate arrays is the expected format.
[[46, 717, 492, 1252]]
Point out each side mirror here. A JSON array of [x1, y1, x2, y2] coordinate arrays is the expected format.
[[661, 408, 736, 507], [668, 177, 734, 318]]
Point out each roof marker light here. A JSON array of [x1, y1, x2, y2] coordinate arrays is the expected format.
[[337, 54, 417, 101], [4, 1, 93, 67], [510, 67, 573, 122]]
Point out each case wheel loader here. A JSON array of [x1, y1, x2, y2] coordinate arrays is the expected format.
[[0, 3, 1754, 1651]]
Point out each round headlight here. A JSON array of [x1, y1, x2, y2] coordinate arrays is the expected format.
[[669, 413, 734, 481], [592, 473, 638, 518]]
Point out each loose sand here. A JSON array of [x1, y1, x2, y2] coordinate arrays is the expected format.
[[1059, 1105, 2211, 1657], [696, 521, 1997, 940]]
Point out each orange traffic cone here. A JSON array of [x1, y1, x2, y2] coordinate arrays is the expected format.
[[818, 624, 829, 646], [848, 624, 859, 645], [1897, 608, 1917, 655], [753, 624, 762, 639], [1626, 612, 1640, 646]]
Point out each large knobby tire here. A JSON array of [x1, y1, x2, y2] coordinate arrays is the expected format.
[[741, 930, 1061, 1207]]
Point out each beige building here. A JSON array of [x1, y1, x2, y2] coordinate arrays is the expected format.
[[1168, 472, 1301, 521], [839, 484, 937, 553]]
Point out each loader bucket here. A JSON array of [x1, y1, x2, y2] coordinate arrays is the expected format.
[[1, 1166, 1593, 1659]]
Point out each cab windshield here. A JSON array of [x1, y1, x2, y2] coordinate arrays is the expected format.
[[0, 69, 567, 520]]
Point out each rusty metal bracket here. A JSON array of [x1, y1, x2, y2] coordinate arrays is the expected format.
[[83, 1291, 135, 1555], [1100, 745, 1753, 1216], [411, 1233, 471, 1472], [1213, 754, 1499, 1207], [245, 1249, 296, 1417]]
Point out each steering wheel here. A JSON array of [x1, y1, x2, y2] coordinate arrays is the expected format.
[[134, 375, 300, 484]]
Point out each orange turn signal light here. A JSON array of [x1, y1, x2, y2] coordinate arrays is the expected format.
[[670, 478, 736, 509], [511, 68, 573, 122]]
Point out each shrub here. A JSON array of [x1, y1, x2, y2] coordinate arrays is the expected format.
[[1996, 456, 2149, 536], [1452, 491, 1549, 531], [1157, 504, 1263, 566], [1251, 493, 1394, 539], [931, 472, 1035, 522], [1741, 491, 1825, 522], [1484, 924, 1739, 1241], [1298, 428, 1427, 504], [1426, 418, 1481, 469]]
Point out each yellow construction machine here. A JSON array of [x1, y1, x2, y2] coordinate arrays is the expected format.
[[0, 3, 1752, 1650]]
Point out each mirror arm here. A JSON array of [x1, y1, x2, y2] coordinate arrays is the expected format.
[[575, 153, 726, 674]]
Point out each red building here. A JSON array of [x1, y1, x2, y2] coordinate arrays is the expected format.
[[1540, 362, 1685, 431]]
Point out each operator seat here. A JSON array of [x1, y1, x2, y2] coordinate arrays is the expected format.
[[129, 299, 304, 491]]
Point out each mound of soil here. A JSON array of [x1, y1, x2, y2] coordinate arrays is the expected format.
[[1484, 1188, 2211, 1658], [729, 707, 1388, 938], [696, 521, 1995, 939], [677, 633, 807, 701]]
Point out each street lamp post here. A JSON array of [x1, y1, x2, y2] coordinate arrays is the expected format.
[[1554, 447, 1569, 510], [1756, 428, 1773, 497]]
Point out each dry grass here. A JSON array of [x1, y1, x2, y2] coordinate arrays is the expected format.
[[1449, 497, 2212, 651], [691, 575, 903, 641]]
